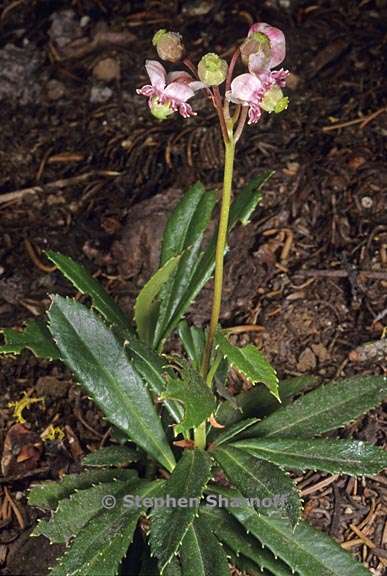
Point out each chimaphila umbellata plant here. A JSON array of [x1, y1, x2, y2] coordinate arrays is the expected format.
[[1, 22, 386, 576]]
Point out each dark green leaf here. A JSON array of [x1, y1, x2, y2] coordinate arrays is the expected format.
[[212, 446, 301, 528], [149, 449, 212, 572], [82, 445, 139, 467], [232, 437, 387, 475], [0, 318, 59, 359], [48, 296, 175, 472], [154, 175, 272, 349], [46, 251, 130, 331], [49, 480, 164, 576], [28, 469, 137, 509], [215, 331, 279, 399], [180, 517, 230, 576], [240, 375, 387, 440], [212, 375, 318, 434], [161, 363, 216, 436], [33, 477, 143, 543], [134, 255, 181, 345], [201, 508, 292, 576], [124, 335, 183, 423], [219, 487, 371, 576], [212, 418, 259, 447]]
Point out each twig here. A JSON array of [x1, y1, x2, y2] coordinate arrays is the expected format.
[[0, 171, 121, 205], [294, 269, 387, 281], [4, 486, 25, 529], [322, 107, 386, 132]]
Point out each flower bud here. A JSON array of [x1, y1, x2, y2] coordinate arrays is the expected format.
[[150, 97, 174, 121], [260, 86, 289, 113], [197, 53, 228, 86], [240, 32, 271, 71], [152, 29, 185, 63]]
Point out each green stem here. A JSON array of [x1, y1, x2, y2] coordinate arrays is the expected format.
[[201, 136, 235, 379], [194, 421, 207, 450]]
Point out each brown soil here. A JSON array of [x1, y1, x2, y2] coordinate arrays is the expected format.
[[0, 1, 386, 575]]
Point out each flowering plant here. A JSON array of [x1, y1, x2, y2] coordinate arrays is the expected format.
[[1, 23, 386, 576]]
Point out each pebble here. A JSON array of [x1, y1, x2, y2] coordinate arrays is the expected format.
[[46, 79, 66, 101], [90, 85, 113, 103], [92, 57, 120, 82]]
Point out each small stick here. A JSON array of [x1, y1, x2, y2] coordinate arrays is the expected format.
[[322, 107, 386, 132], [4, 486, 25, 529]]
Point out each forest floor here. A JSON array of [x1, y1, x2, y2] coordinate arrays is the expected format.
[[0, 1, 386, 574]]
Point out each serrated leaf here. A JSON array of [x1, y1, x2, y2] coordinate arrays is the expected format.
[[149, 449, 212, 572], [28, 469, 137, 509], [212, 446, 301, 528], [161, 363, 216, 436], [153, 185, 217, 349], [47, 296, 175, 472], [201, 508, 292, 576], [46, 251, 130, 332], [240, 375, 387, 440], [215, 331, 279, 399], [135, 255, 181, 345], [218, 487, 371, 576], [0, 318, 59, 359], [232, 437, 387, 475], [49, 480, 164, 576], [212, 375, 318, 435], [153, 174, 272, 350], [82, 445, 139, 468], [34, 477, 143, 543], [124, 335, 183, 423], [177, 320, 206, 371], [224, 546, 272, 576], [180, 517, 230, 576], [212, 418, 259, 447]]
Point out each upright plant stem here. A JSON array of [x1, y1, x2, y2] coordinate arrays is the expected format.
[[194, 136, 235, 450], [202, 137, 235, 379]]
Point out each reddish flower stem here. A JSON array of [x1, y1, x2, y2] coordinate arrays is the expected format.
[[234, 106, 248, 142], [226, 47, 240, 92]]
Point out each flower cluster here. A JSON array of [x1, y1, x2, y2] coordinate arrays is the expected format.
[[137, 22, 289, 128]]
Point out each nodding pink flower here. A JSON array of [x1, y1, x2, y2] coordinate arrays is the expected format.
[[226, 68, 289, 124], [248, 23, 286, 73], [136, 60, 203, 120]]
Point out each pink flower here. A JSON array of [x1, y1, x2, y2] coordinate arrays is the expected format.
[[248, 23, 286, 73], [226, 68, 289, 124], [136, 60, 202, 119]]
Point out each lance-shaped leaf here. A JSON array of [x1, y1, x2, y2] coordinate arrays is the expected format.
[[48, 296, 175, 472], [225, 547, 274, 576], [33, 477, 143, 543], [49, 480, 164, 576], [240, 375, 387, 440], [180, 517, 230, 576], [0, 318, 59, 359], [177, 320, 206, 371], [212, 375, 318, 434], [82, 445, 139, 468], [46, 251, 130, 332], [212, 446, 301, 528], [124, 335, 183, 423], [154, 174, 272, 350], [135, 255, 181, 345], [218, 487, 371, 576], [215, 331, 279, 400], [153, 184, 217, 349], [212, 418, 259, 447], [149, 449, 212, 572], [201, 508, 292, 576], [232, 438, 387, 476], [28, 469, 137, 509], [161, 363, 216, 436]]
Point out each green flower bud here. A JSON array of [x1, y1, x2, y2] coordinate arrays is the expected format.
[[260, 86, 288, 113], [152, 29, 184, 63], [150, 97, 174, 121], [240, 32, 271, 67], [197, 53, 228, 86]]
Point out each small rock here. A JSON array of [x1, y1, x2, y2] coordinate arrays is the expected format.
[[92, 57, 120, 82], [182, 0, 214, 16], [0, 43, 43, 105], [286, 72, 301, 90], [90, 84, 113, 103], [46, 79, 66, 101], [297, 347, 317, 372], [48, 9, 82, 48], [36, 376, 69, 399], [311, 343, 329, 363]]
